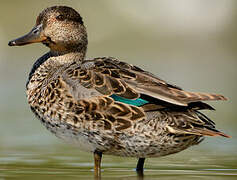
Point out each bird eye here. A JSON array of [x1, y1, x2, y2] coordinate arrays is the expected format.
[[56, 14, 65, 21]]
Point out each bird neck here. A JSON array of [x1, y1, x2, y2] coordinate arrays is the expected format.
[[50, 44, 87, 64], [26, 45, 86, 88]]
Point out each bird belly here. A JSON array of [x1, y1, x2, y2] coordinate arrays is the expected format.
[[39, 116, 97, 152], [32, 105, 201, 157], [101, 132, 202, 158], [54, 129, 96, 152]]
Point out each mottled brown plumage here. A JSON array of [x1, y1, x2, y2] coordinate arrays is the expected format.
[[9, 5, 230, 177]]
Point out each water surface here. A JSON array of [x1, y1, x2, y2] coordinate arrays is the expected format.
[[1, 144, 237, 180]]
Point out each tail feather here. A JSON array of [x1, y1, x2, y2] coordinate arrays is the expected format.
[[168, 126, 231, 138], [215, 131, 231, 138], [172, 89, 228, 103], [194, 92, 227, 101], [187, 128, 231, 138]]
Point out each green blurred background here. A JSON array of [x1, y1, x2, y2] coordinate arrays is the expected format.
[[0, 0, 236, 179]]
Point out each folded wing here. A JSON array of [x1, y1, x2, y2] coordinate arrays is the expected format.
[[63, 57, 226, 107]]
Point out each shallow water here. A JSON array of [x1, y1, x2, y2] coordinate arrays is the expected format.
[[1, 144, 237, 180]]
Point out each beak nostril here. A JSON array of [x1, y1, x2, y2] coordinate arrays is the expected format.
[[32, 29, 39, 34], [32, 24, 42, 34]]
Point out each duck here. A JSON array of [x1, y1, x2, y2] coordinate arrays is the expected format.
[[8, 6, 230, 178]]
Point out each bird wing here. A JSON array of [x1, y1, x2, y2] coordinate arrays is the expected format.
[[63, 57, 226, 107], [59, 57, 229, 138]]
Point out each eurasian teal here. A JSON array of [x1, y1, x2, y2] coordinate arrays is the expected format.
[[8, 6, 230, 177]]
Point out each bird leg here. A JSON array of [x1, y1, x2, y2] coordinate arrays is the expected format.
[[94, 150, 102, 178], [136, 158, 145, 176]]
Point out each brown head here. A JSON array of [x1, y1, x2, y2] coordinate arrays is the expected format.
[[8, 6, 87, 54]]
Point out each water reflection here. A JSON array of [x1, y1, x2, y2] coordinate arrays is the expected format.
[[2, 162, 237, 180], [1, 146, 237, 179]]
